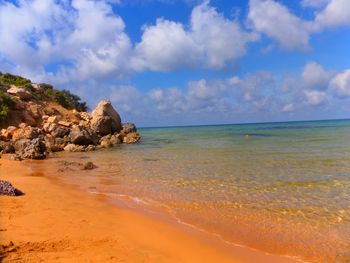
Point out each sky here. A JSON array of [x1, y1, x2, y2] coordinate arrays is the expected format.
[[0, 0, 349, 127]]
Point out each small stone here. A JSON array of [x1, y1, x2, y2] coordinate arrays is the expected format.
[[82, 162, 96, 170]]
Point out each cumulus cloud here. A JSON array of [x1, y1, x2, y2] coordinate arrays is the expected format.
[[132, 19, 201, 71], [248, 0, 312, 51], [0, 0, 132, 82], [302, 61, 333, 90], [248, 0, 350, 51], [329, 70, 350, 98], [134, 1, 257, 71], [315, 0, 350, 28]]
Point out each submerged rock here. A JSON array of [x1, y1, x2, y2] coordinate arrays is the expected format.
[[0, 180, 23, 196]]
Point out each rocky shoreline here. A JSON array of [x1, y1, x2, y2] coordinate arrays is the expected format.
[[0, 100, 140, 161]]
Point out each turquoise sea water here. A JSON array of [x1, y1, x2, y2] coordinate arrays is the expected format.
[[50, 119, 350, 262]]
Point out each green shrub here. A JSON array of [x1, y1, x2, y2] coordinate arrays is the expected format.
[[0, 89, 14, 123], [0, 72, 87, 113], [40, 84, 87, 112], [0, 72, 32, 87]]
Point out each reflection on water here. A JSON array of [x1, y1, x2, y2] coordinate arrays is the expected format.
[[46, 119, 350, 263]]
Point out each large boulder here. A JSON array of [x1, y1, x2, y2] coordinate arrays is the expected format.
[[69, 125, 98, 146], [90, 100, 122, 135], [16, 138, 46, 160], [91, 116, 113, 136]]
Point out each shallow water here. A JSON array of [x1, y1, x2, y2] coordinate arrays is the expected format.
[[47, 119, 350, 263]]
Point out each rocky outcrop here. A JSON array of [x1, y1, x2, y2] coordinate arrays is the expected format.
[[0, 180, 23, 196], [0, 99, 140, 160]]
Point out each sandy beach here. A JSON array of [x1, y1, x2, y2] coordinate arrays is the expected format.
[[0, 158, 301, 263]]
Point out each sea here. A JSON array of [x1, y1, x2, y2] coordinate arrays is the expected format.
[[42, 119, 350, 263]]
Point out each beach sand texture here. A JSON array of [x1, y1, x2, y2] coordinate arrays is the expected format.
[[0, 159, 299, 263]]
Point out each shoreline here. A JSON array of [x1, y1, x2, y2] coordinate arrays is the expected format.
[[0, 158, 300, 262]]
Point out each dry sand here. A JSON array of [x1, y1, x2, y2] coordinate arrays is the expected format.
[[0, 158, 300, 263]]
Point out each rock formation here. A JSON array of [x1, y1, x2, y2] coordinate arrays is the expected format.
[[0, 73, 141, 160]]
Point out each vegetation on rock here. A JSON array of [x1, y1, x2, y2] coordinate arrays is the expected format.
[[0, 72, 32, 88], [0, 89, 14, 123], [40, 84, 87, 112], [0, 72, 87, 122]]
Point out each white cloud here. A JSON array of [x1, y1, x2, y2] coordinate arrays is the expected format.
[[248, 0, 312, 51], [134, 1, 257, 71], [329, 69, 350, 98], [301, 0, 330, 8], [315, 0, 350, 28], [133, 19, 201, 71], [282, 103, 296, 112], [302, 61, 333, 90], [0, 0, 132, 82], [304, 90, 327, 105], [248, 0, 350, 51], [189, 1, 258, 68]]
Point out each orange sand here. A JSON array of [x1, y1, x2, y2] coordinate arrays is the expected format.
[[0, 159, 300, 263]]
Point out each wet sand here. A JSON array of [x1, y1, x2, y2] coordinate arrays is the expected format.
[[0, 158, 300, 263]]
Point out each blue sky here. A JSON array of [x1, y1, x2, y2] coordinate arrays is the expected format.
[[0, 0, 349, 127]]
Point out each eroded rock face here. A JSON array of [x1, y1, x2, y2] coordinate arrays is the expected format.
[[91, 100, 122, 135], [0, 180, 23, 196]]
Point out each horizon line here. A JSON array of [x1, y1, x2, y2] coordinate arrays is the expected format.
[[138, 117, 350, 129]]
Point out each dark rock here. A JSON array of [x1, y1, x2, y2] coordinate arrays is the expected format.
[[82, 161, 96, 170], [69, 125, 98, 146], [51, 126, 70, 138], [121, 123, 137, 134], [0, 141, 15, 154], [0, 180, 23, 196], [16, 138, 46, 160]]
